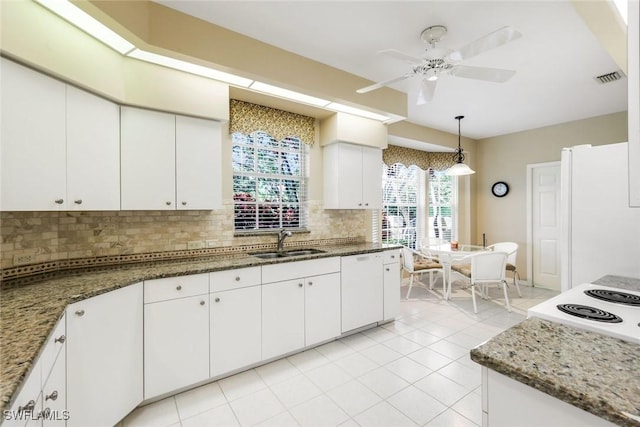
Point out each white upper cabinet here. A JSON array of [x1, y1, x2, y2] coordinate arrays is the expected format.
[[323, 142, 382, 209], [628, 0, 640, 206], [1, 58, 121, 211], [176, 115, 222, 210], [1, 58, 67, 211], [121, 107, 176, 210], [66, 86, 120, 210], [120, 106, 222, 210]]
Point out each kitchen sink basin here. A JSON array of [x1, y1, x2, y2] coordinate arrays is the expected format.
[[249, 248, 326, 259]]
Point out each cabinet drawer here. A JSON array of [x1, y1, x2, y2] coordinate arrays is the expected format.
[[210, 266, 261, 292], [144, 274, 209, 303], [40, 314, 66, 385], [262, 257, 340, 284], [383, 249, 400, 264]]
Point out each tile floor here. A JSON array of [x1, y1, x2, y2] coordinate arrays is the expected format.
[[122, 278, 559, 427]]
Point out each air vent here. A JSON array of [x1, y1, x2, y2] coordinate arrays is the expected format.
[[594, 70, 626, 84]]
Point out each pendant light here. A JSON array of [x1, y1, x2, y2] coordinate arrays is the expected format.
[[446, 115, 475, 176]]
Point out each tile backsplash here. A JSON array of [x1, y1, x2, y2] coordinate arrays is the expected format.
[[1, 200, 367, 273]]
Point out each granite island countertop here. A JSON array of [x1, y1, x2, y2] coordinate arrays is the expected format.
[[0, 242, 397, 411], [471, 275, 640, 427]]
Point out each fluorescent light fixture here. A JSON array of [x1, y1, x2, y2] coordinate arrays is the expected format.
[[34, 0, 135, 54], [250, 82, 330, 107], [128, 49, 253, 87], [612, 0, 628, 24], [326, 102, 390, 122]]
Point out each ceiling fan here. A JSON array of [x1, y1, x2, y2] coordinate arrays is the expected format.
[[356, 25, 522, 104]]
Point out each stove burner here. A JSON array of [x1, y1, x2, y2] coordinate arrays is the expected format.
[[556, 304, 623, 323], [584, 289, 640, 306]]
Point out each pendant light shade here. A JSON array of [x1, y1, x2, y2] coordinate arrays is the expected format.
[[446, 115, 475, 176]]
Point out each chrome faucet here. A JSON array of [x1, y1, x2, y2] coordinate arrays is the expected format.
[[277, 229, 292, 252]]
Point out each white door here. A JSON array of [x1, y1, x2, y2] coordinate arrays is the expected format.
[[361, 146, 382, 209], [530, 163, 561, 290], [176, 116, 222, 210], [210, 285, 262, 377], [66, 85, 120, 210], [1, 58, 66, 211], [66, 283, 143, 427], [304, 272, 341, 346], [144, 295, 210, 398], [121, 107, 176, 210], [262, 279, 305, 360]]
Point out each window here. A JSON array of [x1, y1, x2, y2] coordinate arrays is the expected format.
[[232, 131, 308, 230], [378, 164, 457, 248]]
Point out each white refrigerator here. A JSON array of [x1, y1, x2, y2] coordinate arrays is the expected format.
[[560, 142, 640, 291]]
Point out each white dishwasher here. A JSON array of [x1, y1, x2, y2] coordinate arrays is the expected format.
[[341, 253, 383, 332]]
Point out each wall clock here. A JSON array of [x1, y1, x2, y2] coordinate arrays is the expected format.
[[491, 181, 509, 197]]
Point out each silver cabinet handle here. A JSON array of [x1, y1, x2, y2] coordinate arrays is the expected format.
[[235, 276, 241, 281], [200, 300, 205, 306], [298, 283, 303, 287], [365, 203, 369, 206], [166, 201, 172, 206], [54, 335, 65, 344], [74, 199, 82, 205], [181, 201, 187, 206], [45, 391, 58, 401], [176, 285, 182, 291], [308, 281, 313, 286], [75, 309, 85, 317], [385, 268, 390, 272], [358, 203, 362, 206], [390, 255, 395, 259], [214, 297, 220, 302], [54, 199, 64, 204], [18, 400, 35, 413]]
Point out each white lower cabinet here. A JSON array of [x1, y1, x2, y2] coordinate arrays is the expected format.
[[262, 279, 306, 360], [66, 283, 143, 427], [383, 250, 401, 321], [144, 294, 210, 399], [40, 349, 66, 427], [210, 285, 262, 377], [262, 258, 341, 360], [341, 253, 384, 332]]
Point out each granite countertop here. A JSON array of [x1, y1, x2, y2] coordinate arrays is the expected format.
[[0, 242, 397, 411], [471, 275, 640, 427]]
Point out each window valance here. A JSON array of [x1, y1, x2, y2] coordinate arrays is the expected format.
[[383, 144, 456, 172], [229, 99, 315, 144]]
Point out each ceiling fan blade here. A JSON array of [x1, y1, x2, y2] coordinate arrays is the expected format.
[[448, 26, 522, 61], [378, 49, 424, 64], [449, 65, 516, 83], [417, 79, 437, 105], [356, 73, 415, 94]]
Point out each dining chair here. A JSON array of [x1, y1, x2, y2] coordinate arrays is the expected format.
[[402, 247, 444, 299], [486, 242, 522, 297], [451, 251, 511, 313]]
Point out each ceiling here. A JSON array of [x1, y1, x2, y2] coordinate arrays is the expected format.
[[155, 1, 627, 141]]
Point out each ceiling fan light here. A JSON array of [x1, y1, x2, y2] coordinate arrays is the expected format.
[[425, 68, 438, 81]]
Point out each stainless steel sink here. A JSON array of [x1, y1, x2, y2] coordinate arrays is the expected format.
[[249, 248, 326, 259]]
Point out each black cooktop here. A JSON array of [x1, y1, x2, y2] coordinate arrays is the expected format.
[[557, 303, 623, 323], [584, 289, 640, 307]]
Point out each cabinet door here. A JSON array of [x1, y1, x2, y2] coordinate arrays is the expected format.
[[176, 116, 222, 210], [66, 283, 143, 427], [337, 143, 365, 209], [1, 58, 66, 211], [210, 286, 261, 377], [383, 261, 401, 321], [305, 272, 341, 346], [41, 347, 66, 427], [361, 146, 382, 209], [144, 294, 210, 398], [341, 254, 383, 332], [262, 279, 305, 360], [66, 86, 120, 210], [121, 107, 176, 210]]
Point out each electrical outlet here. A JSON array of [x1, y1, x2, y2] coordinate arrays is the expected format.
[[13, 254, 34, 265], [205, 240, 217, 248], [187, 240, 205, 250]]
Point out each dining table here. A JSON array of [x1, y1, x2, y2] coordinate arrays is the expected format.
[[420, 242, 489, 299]]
